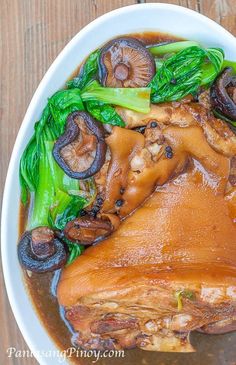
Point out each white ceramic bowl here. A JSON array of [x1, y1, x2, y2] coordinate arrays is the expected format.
[[2, 3, 236, 365]]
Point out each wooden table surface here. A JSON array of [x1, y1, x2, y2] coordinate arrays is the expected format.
[[0, 1, 236, 364]]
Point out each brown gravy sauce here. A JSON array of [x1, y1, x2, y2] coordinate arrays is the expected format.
[[20, 31, 225, 364]]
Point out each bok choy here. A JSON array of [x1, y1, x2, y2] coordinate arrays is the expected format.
[[149, 46, 224, 103], [67, 49, 151, 124], [66, 50, 126, 126], [20, 110, 90, 232], [81, 80, 151, 114], [149, 40, 200, 55], [20, 103, 95, 264]]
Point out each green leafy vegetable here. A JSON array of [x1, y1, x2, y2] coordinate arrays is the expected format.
[[48, 89, 84, 134], [49, 87, 126, 128], [155, 58, 165, 69], [29, 131, 55, 229], [85, 100, 125, 127], [201, 48, 225, 86], [81, 80, 151, 113], [150, 46, 224, 103], [50, 192, 86, 231], [20, 136, 38, 203], [20, 83, 97, 267], [20, 106, 52, 203], [19, 103, 95, 234], [67, 50, 100, 90], [150, 46, 205, 103], [64, 48, 149, 124], [65, 239, 85, 266], [149, 40, 200, 56], [66, 49, 127, 126], [45, 140, 87, 230], [25, 125, 87, 231]]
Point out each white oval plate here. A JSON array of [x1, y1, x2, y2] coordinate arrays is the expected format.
[[2, 3, 236, 365]]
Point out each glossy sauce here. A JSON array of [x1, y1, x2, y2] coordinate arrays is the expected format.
[[19, 32, 236, 365]]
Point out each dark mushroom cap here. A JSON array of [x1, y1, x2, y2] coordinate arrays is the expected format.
[[64, 215, 113, 245], [18, 227, 67, 273], [210, 67, 236, 121], [53, 111, 107, 180], [99, 37, 156, 88]]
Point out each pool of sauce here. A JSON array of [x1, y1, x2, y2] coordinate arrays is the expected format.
[[19, 32, 236, 365]]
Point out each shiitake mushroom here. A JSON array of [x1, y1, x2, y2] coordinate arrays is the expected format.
[[210, 67, 236, 121], [53, 111, 107, 179], [64, 215, 113, 245], [99, 37, 156, 88], [18, 227, 67, 273]]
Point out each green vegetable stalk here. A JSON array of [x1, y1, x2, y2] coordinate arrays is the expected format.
[[23, 122, 87, 231], [149, 40, 200, 55], [49, 87, 127, 127], [222, 59, 236, 73], [81, 80, 151, 114], [20, 104, 93, 264], [66, 50, 127, 126], [29, 135, 55, 230], [201, 48, 225, 86]]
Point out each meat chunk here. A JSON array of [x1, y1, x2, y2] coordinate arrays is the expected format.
[[91, 102, 236, 221], [116, 102, 197, 129], [116, 102, 236, 157], [98, 124, 228, 218], [58, 124, 236, 351], [58, 101, 236, 352]]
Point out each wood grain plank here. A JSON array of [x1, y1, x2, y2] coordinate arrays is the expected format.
[[200, 0, 236, 35], [0, 1, 235, 365], [146, 0, 236, 35]]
